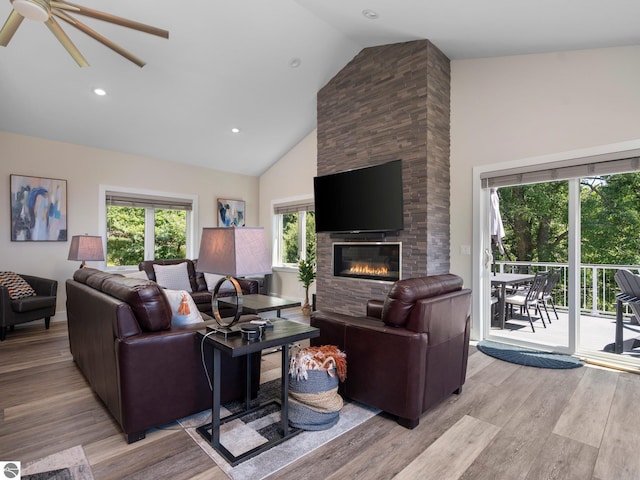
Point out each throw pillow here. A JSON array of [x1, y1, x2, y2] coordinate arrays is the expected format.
[[153, 262, 192, 292], [204, 273, 234, 291], [124, 270, 149, 280], [0, 272, 36, 299], [162, 289, 203, 327]]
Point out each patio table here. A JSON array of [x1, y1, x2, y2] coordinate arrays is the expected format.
[[491, 273, 536, 329]]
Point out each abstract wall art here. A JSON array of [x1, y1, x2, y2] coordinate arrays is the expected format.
[[217, 198, 245, 227], [10, 174, 68, 242]]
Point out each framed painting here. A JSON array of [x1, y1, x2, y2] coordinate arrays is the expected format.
[[10, 174, 68, 242], [217, 198, 245, 227]]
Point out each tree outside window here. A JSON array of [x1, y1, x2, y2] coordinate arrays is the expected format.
[[277, 208, 316, 266]]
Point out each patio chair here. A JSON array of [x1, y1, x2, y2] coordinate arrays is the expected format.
[[505, 271, 548, 333], [539, 269, 560, 323], [614, 269, 640, 324]]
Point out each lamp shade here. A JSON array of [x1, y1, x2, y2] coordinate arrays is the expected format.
[[68, 235, 105, 262], [196, 227, 271, 276]]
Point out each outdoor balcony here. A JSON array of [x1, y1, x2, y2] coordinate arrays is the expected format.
[[488, 261, 640, 360]]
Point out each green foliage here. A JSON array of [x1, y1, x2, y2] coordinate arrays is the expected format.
[[298, 256, 316, 289], [282, 213, 299, 263], [154, 209, 187, 259], [498, 181, 568, 262], [581, 174, 640, 265], [498, 172, 640, 266], [107, 206, 145, 266], [282, 211, 316, 265], [106, 206, 186, 267]]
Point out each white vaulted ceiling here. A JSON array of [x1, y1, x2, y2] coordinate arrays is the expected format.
[[1, 0, 639, 175]]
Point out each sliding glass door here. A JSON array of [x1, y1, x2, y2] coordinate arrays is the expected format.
[[480, 160, 640, 369], [486, 180, 570, 351]]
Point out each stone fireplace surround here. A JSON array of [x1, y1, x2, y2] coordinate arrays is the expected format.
[[315, 39, 451, 315]]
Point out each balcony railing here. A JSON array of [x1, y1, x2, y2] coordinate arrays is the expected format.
[[494, 261, 639, 317]]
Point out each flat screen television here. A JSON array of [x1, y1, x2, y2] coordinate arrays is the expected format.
[[314, 159, 404, 233]]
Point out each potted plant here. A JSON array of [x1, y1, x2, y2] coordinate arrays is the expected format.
[[298, 254, 316, 316]]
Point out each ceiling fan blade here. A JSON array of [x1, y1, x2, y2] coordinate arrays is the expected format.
[[0, 10, 25, 46], [53, 10, 145, 67], [45, 16, 89, 67], [50, 1, 80, 13], [56, 1, 168, 39]]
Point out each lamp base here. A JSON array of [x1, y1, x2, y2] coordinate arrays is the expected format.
[[211, 276, 243, 328], [206, 324, 242, 339]]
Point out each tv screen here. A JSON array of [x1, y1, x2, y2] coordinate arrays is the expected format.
[[314, 160, 404, 233]]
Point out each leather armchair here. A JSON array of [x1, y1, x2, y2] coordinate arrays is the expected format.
[[0, 274, 57, 341], [311, 274, 471, 428]]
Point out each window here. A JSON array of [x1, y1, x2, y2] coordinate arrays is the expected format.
[[103, 189, 196, 268], [274, 199, 316, 266]]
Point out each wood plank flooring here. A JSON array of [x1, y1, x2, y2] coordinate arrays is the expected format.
[[1, 316, 638, 479]]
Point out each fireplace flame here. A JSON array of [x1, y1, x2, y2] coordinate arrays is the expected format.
[[348, 263, 389, 276]]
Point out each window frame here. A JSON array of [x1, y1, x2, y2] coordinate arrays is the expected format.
[[272, 196, 315, 268], [99, 185, 198, 270]]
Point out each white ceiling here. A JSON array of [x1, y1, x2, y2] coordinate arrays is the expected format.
[[1, 0, 639, 176]]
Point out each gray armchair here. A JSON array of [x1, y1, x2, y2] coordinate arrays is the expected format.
[[0, 274, 57, 341]]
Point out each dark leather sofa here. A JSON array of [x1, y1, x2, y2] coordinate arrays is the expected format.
[[138, 259, 259, 316], [66, 268, 260, 443], [311, 274, 472, 429]]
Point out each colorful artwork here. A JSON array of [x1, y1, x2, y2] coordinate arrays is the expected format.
[[217, 198, 245, 227], [10, 175, 67, 242]]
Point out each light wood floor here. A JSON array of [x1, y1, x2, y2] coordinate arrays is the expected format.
[[1, 316, 639, 480]]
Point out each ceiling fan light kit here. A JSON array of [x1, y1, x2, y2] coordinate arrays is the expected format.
[[12, 0, 48, 21], [0, 0, 168, 67]]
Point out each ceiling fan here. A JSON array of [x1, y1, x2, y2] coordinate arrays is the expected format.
[[0, 0, 168, 67]]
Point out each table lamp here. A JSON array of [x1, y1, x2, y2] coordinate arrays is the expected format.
[[68, 234, 105, 269], [196, 227, 271, 329]]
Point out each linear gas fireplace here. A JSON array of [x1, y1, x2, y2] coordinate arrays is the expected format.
[[333, 242, 401, 283]]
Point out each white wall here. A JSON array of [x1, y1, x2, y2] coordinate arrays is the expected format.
[[259, 130, 317, 300], [258, 45, 640, 304], [0, 132, 259, 316], [450, 45, 640, 286]]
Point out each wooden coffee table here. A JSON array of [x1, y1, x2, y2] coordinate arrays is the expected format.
[[219, 293, 301, 318]]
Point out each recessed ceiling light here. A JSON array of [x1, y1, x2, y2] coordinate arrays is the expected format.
[[289, 57, 301, 68], [93, 88, 107, 96], [362, 9, 379, 20], [231, 128, 240, 134]]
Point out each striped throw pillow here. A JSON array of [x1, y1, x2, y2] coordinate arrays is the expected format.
[[0, 272, 36, 299]]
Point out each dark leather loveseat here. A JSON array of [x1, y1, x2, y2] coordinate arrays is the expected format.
[[66, 268, 260, 443], [139, 259, 259, 316], [311, 274, 472, 429]]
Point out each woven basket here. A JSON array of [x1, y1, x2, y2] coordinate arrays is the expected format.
[[288, 402, 340, 431], [288, 369, 342, 431]]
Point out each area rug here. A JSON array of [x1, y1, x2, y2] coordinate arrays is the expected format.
[[20, 445, 94, 480], [477, 340, 584, 369], [178, 379, 379, 480]]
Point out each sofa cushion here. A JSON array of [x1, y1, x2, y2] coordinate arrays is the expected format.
[[11, 295, 57, 312], [204, 273, 234, 291], [153, 262, 192, 292], [0, 272, 36, 299], [162, 289, 203, 327], [74, 268, 114, 291], [125, 270, 150, 280], [100, 276, 172, 332]]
